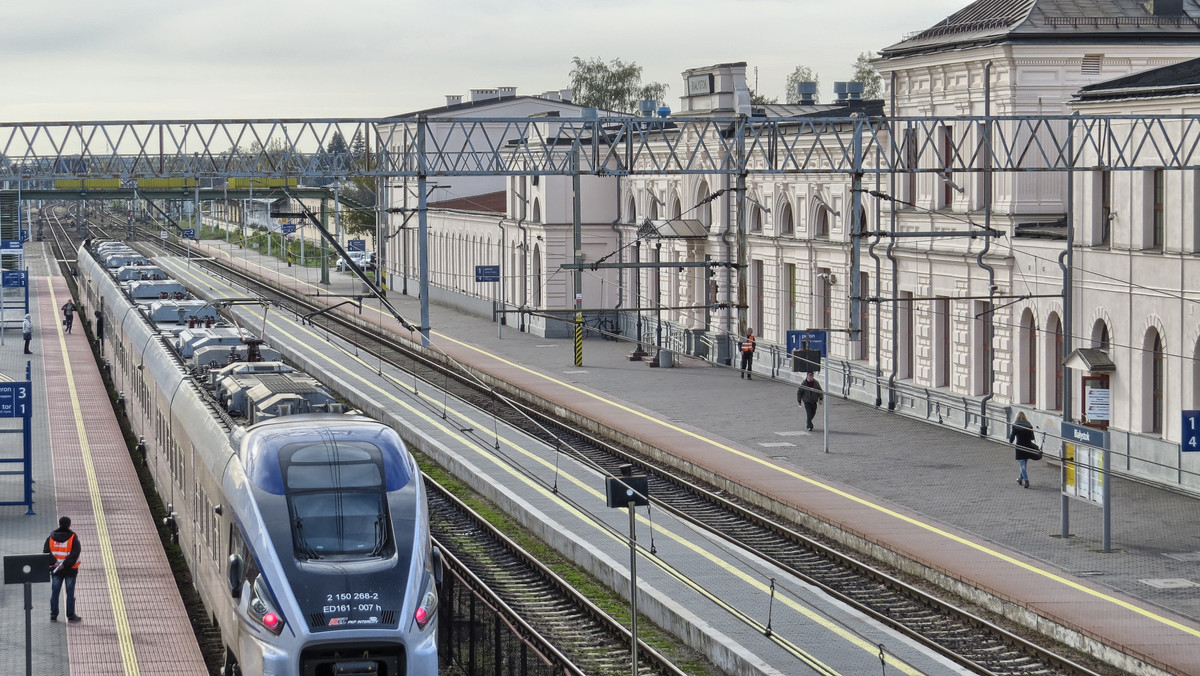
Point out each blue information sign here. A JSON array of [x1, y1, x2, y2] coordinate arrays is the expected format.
[[475, 265, 500, 283], [346, 239, 366, 252], [280, 224, 296, 235], [1, 240, 22, 251], [182, 228, 196, 240], [2, 270, 27, 288], [786, 329, 827, 357], [1061, 421, 1109, 449], [0, 382, 32, 419], [1184, 410, 1200, 452]]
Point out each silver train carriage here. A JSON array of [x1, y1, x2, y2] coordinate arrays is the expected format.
[[77, 240, 440, 675]]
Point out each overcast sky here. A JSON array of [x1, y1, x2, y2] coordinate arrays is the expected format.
[[1, 1, 967, 122]]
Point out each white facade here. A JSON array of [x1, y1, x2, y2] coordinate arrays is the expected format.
[[389, 6, 1200, 491]]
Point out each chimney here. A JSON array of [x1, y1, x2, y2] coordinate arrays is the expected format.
[[638, 99, 658, 117], [796, 81, 817, 105], [846, 82, 865, 100], [445, 95, 462, 106], [497, 86, 517, 98], [833, 82, 849, 101], [470, 88, 500, 102]]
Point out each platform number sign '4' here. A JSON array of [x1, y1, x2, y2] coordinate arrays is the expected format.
[[1184, 411, 1200, 452]]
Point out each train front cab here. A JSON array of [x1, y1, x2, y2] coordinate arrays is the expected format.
[[223, 417, 440, 675]]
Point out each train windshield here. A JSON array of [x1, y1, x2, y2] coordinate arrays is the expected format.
[[280, 441, 393, 560]]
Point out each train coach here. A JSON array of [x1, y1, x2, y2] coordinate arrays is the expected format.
[[77, 239, 441, 676]]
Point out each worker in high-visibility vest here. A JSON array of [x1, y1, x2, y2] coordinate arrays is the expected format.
[[739, 329, 756, 379], [44, 515, 82, 622]]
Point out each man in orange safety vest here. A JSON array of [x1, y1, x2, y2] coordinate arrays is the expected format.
[[44, 516, 82, 622], [739, 329, 756, 379]]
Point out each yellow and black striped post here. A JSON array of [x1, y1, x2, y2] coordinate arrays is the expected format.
[[574, 312, 583, 366]]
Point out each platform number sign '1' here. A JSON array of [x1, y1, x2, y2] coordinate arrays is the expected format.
[[1184, 410, 1200, 452]]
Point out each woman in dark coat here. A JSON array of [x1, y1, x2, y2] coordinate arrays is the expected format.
[[1009, 412, 1039, 488]]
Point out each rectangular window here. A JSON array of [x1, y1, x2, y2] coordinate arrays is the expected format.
[[1152, 169, 1165, 249], [857, 272, 870, 361], [1100, 170, 1112, 245], [940, 126, 954, 209], [785, 263, 796, 333], [935, 296, 951, 388], [816, 268, 832, 331], [902, 129, 917, 206], [898, 290, 913, 379], [751, 259, 764, 336], [972, 301, 990, 396]]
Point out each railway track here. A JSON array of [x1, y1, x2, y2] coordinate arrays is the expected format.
[[66, 216, 693, 675], [86, 217, 1118, 676]]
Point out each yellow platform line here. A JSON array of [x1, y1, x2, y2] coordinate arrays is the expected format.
[[48, 280, 139, 675]]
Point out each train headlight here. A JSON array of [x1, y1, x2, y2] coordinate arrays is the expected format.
[[414, 586, 437, 630], [249, 578, 286, 636]]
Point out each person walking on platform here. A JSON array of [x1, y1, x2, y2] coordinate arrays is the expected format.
[[44, 516, 82, 622], [739, 329, 756, 379], [1009, 412, 1040, 488], [61, 300, 75, 334], [22, 313, 32, 354], [798, 371, 824, 431]]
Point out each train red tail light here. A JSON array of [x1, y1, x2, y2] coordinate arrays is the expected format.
[[414, 588, 437, 630]]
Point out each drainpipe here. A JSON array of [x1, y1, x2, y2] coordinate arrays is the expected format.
[[978, 61, 996, 437], [887, 70, 900, 410], [515, 214, 527, 331], [497, 216, 506, 338], [868, 154, 883, 407]]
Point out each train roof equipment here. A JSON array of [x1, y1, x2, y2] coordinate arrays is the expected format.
[[127, 279, 188, 299], [114, 265, 166, 281]]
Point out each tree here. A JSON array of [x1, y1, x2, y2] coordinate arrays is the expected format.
[[852, 52, 884, 99], [785, 66, 821, 104], [569, 57, 668, 113], [749, 88, 777, 105], [338, 175, 377, 236]]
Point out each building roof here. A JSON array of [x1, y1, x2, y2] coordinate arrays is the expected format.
[[428, 190, 507, 214], [880, 0, 1200, 58], [1073, 55, 1200, 101], [391, 96, 588, 119]]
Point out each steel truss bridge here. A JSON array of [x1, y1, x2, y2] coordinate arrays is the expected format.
[[0, 114, 1198, 181], [0, 113, 1188, 422]]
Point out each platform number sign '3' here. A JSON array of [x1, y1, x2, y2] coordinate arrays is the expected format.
[[1185, 411, 1200, 452]]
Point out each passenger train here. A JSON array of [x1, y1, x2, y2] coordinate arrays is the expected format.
[[77, 239, 440, 676]]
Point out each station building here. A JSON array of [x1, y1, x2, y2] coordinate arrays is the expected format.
[[383, 0, 1200, 491]]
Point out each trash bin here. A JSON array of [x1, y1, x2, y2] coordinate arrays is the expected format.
[[658, 349, 673, 368]]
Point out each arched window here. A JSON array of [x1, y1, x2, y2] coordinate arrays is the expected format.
[[779, 203, 794, 235], [648, 198, 659, 220], [696, 181, 712, 227], [814, 206, 830, 238], [1092, 320, 1110, 349], [532, 243, 543, 307], [670, 196, 682, 220], [750, 206, 763, 233], [1047, 313, 1063, 410], [1018, 309, 1037, 404], [626, 195, 637, 224], [1144, 329, 1165, 433], [532, 198, 541, 223]]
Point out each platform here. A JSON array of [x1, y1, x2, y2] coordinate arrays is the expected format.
[[173, 238, 1200, 675], [0, 244, 208, 676]]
